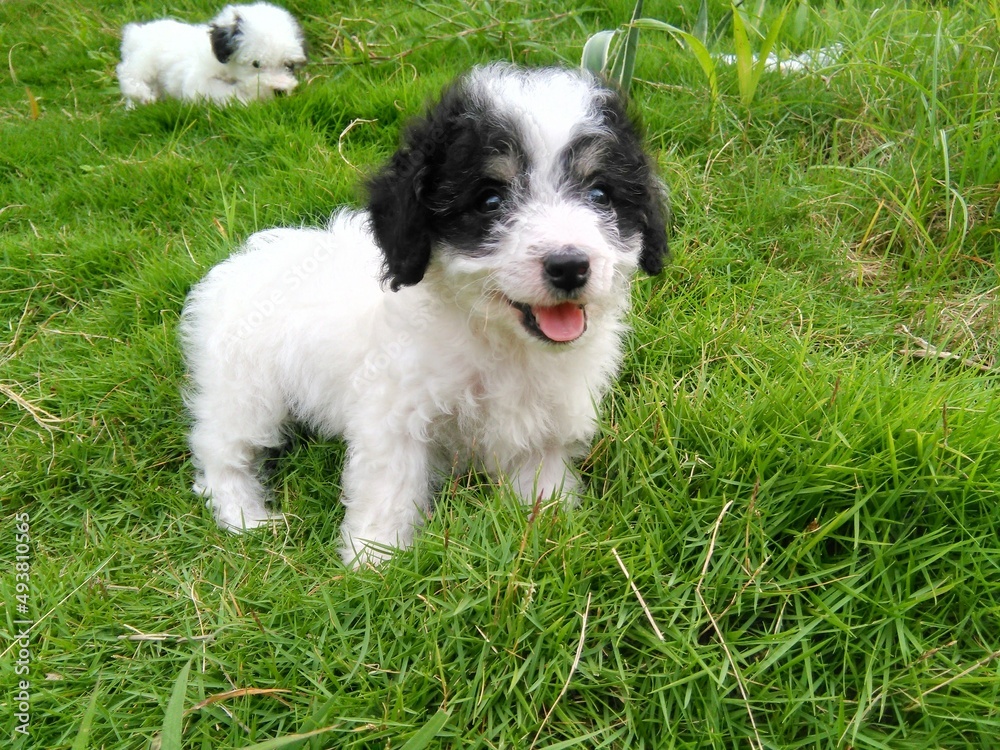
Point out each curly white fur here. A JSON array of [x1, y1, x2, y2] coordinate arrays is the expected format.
[[117, 2, 305, 107], [180, 65, 668, 566]]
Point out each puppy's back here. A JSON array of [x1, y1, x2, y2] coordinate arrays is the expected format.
[[120, 18, 208, 58]]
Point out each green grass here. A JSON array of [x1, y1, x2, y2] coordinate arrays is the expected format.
[[3, 0, 1000, 747]]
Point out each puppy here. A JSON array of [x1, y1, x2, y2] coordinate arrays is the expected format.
[[180, 64, 669, 566], [117, 2, 306, 107]]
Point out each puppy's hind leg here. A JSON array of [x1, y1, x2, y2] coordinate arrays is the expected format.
[[117, 67, 158, 107], [116, 29, 158, 107], [187, 392, 288, 532]]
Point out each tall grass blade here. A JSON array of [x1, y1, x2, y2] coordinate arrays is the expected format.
[[399, 710, 450, 750], [732, 5, 754, 105], [754, 0, 768, 25], [159, 660, 192, 750], [581, 29, 618, 76], [634, 19, 719, 101], [676, 33, 719, 103], [257, 696, 340, 750], [238, 726, 341, 750], [709, 10, 735, 47], [694, 0, 710, 43], [752, 3, 789, 81], [70, 679, 101, 750], [791, 0, 809, 40], [733, 1, 789, 106], [609, 0, 644, 95], [734, 0, 757, 39]]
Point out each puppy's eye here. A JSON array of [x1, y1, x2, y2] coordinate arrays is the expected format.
[[475, 189, 505, 214], [252, 60, 261, 69], [586, 186, 611, 206]]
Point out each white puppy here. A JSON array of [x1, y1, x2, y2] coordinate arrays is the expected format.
[[180, 64, 669, 566], [117, 2, 306, 107]]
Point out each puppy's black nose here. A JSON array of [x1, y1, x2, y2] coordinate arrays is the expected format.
[[544, 249, 591, 293]]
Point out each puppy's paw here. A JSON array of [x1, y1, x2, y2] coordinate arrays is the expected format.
[[215, 506, 284, 533], [196, 484, 281, 533], [554, 478, 584, 508], [511, 457, 584, 506], [339, 540, 396, 570], [339, 525, 410, 569]]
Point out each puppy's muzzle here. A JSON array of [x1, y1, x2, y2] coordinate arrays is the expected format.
[[544, 248, 591, 294]]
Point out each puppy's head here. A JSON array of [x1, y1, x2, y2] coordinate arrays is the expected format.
[[367, 64, 668, 346], [209, 3, 306, 100]]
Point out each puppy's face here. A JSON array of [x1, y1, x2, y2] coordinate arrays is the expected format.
[[368, 65, 668, 345], [209, 3, 307, 98]]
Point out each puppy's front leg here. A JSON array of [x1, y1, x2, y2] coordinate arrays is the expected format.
[[510, 447, 584, 506], [202, 77, 239, 104], [338, 433, 432, 568]]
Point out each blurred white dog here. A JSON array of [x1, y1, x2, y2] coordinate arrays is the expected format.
[[117, 2, 306, 107], [180, 65, 669, 566]]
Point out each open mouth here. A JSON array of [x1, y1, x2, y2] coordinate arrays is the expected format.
[[506, 299, 587, 344]]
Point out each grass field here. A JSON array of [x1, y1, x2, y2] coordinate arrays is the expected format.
[[2, 0, 1000, 747]]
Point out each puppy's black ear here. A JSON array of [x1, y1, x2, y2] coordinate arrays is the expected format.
[[639, 180, 670, 275], [597, 89, 671, 276], [367, 145, 434, 291], [209, 14, 242, 64], [368, 85, 469, 291]]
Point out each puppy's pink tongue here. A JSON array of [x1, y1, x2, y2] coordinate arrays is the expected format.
[[533, 303, 586, 342]]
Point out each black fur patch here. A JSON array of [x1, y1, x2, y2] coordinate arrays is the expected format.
[[565, 94, 669, 275], [209, 16, 242, 64]]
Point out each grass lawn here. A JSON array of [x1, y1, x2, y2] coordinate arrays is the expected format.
[[3, 0, 1000, 747]]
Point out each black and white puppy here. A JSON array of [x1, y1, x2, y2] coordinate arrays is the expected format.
[[117, 2, 306, 107], [180, 64, 668, 566]]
